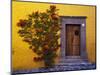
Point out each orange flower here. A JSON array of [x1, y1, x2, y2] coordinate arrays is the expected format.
[[51, 13, 59, 20], [23, 38, 31, 43], [17, 19, 27, 27], [34, 11, 39, 17], [36, 28, 43, 32], [50, 5, 56, 10], [44, 45, 49, 49], [33, 57, 43, 61]]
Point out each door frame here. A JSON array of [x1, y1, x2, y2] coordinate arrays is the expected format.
[[60, 16, 87, 60]]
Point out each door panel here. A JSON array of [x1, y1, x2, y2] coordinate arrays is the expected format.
[[66, 24, 80, 56]]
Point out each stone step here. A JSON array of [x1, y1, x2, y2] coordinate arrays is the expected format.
[[60, 59, 87, 63], [12, 63, 96, 74], [59, 56, 88, 63], [58, 61, 91, 66], [58, 57, 89, 66]]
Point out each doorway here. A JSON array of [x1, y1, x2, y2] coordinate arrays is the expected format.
[[66, 24, 80, 56], [60, 16, 87, 60]]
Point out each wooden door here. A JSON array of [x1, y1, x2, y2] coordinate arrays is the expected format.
[[66, 24, 80, 56]]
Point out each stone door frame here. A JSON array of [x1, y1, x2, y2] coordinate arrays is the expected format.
[[60, 16, 88, 60]]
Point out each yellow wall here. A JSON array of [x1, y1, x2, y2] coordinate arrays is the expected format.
[[12, 1, 96, 71]]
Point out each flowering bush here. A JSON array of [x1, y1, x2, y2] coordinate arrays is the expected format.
[[17, 5, 61, 68]]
